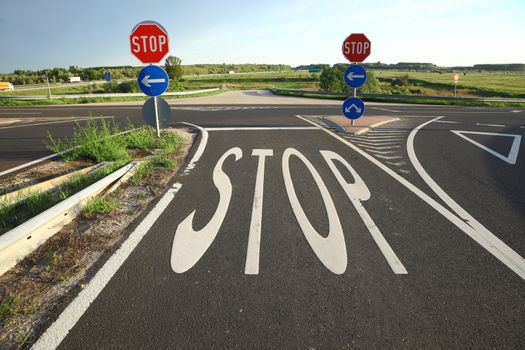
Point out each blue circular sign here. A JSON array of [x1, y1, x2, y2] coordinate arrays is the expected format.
[[342, 97, 365, 120], [343, 65, 367, 89], [137, 65, 169, 97]]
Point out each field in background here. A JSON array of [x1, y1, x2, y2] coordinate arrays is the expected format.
[[1, 70, 524, 99], [374, 70, 525, 98]]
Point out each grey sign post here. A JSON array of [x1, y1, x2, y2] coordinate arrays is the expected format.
[[142, 97, 172, 129]]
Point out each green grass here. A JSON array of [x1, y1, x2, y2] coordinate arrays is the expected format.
[[82, 196, 119, 219], [0, 122, 181, 234], [0, 88, 224, 106], [373, 70, 525, 98], [270, 88, 525, 107], [47, 118, 130, 163], [0, 293, 38, 325]]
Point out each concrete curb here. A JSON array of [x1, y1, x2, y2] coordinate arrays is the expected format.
[[0, 162, 134, 276]]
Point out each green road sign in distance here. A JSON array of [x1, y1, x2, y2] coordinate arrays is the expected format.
[[142, 97, 172, 128]]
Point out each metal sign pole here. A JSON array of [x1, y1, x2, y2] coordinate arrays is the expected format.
[[352, 87, 357, 126], [153, 96, 161, 137]]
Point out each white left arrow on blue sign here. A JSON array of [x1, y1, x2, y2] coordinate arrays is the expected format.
[[141, 75, 167, 87], [137, 65, 170, 97]]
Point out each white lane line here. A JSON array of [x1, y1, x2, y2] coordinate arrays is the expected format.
[[204, 126, 319, 131], [0, 116, 115, 130], [475, 123, 506, 128], [434, 120, 460, 124], [371, 108, 401, 113], [511, 110, 522, 113], [31, 182, 182, 350], [182, 122, 209, 175], [245, 150, 273, 275], [0, 112, 42, 115], [398, 169, 411, 174], [521, 126, 525, 129], [408, 117, 525, 279], [296, 114, 525, 280]]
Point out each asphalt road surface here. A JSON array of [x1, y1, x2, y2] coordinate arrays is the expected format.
[[1, 93, 524, 349]]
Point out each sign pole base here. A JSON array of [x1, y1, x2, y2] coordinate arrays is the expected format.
[[153, 96, 161, 138]]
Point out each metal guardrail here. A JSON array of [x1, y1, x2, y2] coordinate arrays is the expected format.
[[0, 88, 220, 100], [271, 89, 525, 103]]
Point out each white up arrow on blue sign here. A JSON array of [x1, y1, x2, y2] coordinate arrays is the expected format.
[[342, 97, 365, 120], [344, 64, 367, 89], [137, 65, 169, 97]]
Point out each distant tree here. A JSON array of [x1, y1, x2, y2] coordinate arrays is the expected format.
[[165, 56, 183, 81], [360, 71, 382, 93]]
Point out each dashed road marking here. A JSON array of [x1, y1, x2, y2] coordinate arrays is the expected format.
[[475, 123, 506, 127]]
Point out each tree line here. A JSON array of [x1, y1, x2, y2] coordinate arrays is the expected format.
[[0, 60, 293, 85]]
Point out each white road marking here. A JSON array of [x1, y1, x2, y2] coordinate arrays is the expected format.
[[31, 183, 182, 350], [171, 148, 242, 273], [475, 123, 506, 127], [375, 154, 403, 160], [182, 122, 209, 174], [451, 130, 521, 164], [511, 110, 522, 113], [371, 108, 401, 113], [204, 126, 319, 131], [296, 114, 525, 280], [408, 117, 525, 279], [350, 140, 401, 146], [434, 120, 460, 124], [245, 149, 273, 275], [321, 150, 407, 274], [354, 144, 401, 150], [368, 130, 406, 134], [0, 112, 42, 115], [385, 161, 406, 166], [398, 169, 411, 174], [0, 115, 115, 130], [282, 148, 347, 274], [358, 137, 404, 142], [366, 150, 400, 155]]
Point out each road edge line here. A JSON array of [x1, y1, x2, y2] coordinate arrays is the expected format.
[[181, 122, 208, 174], [31, 182, 182, 350]]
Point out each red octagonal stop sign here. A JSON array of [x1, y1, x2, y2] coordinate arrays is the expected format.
[[342, 33, 371, 63], [130, 21, 169, 64]]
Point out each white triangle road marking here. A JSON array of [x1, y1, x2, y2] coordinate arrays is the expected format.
[[451, 130, 522, 165]]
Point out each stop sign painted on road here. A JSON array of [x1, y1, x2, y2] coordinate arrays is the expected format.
[[342, 33, 371, 63], [130, 21, 169, 64]]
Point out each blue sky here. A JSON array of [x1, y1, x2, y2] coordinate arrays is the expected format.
[[0, 0, 524, 73]]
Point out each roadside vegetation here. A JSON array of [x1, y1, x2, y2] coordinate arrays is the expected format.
[[2, 59, 524, 106], [0, 120, 182, 234]]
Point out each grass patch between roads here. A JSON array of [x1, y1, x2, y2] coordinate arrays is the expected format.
[[0, 120, 182, 234]]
